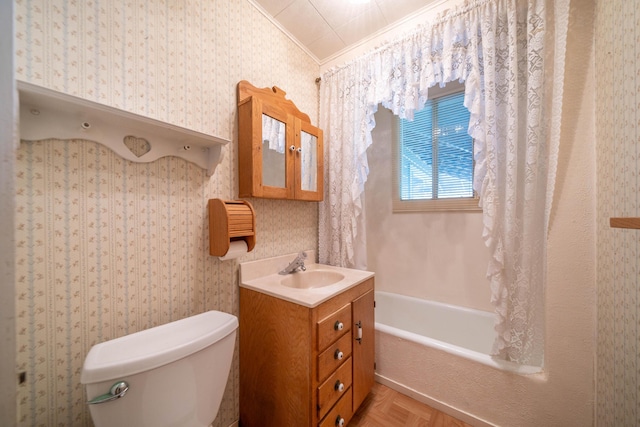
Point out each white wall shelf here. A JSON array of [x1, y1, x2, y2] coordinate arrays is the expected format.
[[17, 80, 230, 176]]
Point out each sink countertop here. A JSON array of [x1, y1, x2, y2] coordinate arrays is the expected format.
[[239, 251, 374, 308]]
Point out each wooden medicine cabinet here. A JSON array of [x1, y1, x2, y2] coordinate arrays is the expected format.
[[237, 80, 324, 201]]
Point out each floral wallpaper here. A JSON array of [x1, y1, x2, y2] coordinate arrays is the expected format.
[[14, 1, 320, 426], [596, 0, 640, 425]]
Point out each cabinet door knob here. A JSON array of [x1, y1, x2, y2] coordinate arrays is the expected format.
[[297, 147, 302, 153], [335, 415, 345, 427], [334, 380, 345, 392], [334, 349, 344, 360], [289, 145, 296, 152], [334, 321, 344, 331]]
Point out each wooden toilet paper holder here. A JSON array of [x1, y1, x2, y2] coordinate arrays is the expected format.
[[208, 199, 256, 257]]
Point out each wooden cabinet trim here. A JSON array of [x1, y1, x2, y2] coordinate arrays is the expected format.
[[238, 80, 311, 123], [315, 279, 374, 320]]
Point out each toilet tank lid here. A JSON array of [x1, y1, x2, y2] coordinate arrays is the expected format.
[[80, 310, 238, 384]]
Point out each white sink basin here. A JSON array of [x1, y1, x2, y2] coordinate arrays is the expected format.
[[239, 251, 374, 307], [279, 269, 345, 289]]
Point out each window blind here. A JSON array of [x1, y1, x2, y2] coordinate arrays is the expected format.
[[399, 91, 473, 200]]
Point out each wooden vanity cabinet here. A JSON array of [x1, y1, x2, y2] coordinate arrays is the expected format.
[[237, 80, 324, 201], [239, 278, 375, 427]]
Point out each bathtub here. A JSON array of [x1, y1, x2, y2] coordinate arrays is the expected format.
[[374, 291, 542, 425]]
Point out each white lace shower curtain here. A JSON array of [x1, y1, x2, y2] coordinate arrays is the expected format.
[[318, 0, 569, 366]]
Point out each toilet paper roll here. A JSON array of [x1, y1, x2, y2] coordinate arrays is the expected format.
[[219, 240, 249, 261]]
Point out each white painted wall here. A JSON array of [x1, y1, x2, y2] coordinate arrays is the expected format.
[[0, 1, 16, 426], [365, 108, 493, 312]]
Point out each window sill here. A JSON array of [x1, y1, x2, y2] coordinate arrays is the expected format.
[[392, 198, 482, 213]]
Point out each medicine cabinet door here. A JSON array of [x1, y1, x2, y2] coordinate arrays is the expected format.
[[294, 119, 323, 202], [238, 97, 294, 199]]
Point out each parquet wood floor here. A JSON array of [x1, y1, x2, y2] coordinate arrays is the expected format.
[[350, 382, 473, 427]]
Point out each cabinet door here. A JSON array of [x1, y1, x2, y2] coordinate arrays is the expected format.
[[293, 118, 323, 201], [238, 97, 294, 199], [351, 289, 375, 411]]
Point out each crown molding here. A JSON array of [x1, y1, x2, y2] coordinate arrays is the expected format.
[[246, 0, 322, 65], [319, 0, 461, 71], [246, 0, 465, 73]]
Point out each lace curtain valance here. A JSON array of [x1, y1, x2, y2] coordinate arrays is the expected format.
[[318, 0, 569, 365]]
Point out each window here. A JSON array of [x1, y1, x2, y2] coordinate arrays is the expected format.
[[393, 84, 480, 212]]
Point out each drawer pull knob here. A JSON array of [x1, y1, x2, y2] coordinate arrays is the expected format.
[[334, 321, 344, 331], [334, 349, 344, 360], [334, 380, 345, 392], [335, 415, 345, 427]]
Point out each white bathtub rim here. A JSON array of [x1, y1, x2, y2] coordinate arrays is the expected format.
[[376, 290, 495, 318], [375, 322, 542, 375]]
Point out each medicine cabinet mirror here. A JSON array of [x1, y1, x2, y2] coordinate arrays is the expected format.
[[237, 80, 323, 201]]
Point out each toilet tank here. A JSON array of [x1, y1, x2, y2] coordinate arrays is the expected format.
[[81, 310, 238, 427]]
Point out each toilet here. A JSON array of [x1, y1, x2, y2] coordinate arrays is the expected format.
[[80, 310, 238, 427]]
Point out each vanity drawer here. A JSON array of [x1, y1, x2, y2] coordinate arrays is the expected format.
[[317, 333, 352, 382], [317, 357, 352, 420], [317, 304, 351, 351], [318, 389, 352, 427]]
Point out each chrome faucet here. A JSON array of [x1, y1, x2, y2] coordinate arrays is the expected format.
[[278, 251, 307, 275]]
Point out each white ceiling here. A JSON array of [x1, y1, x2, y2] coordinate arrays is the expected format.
[[251, 0, 440, 63]]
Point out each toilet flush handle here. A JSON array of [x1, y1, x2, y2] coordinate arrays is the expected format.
[[88, 381, 129, 405]]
